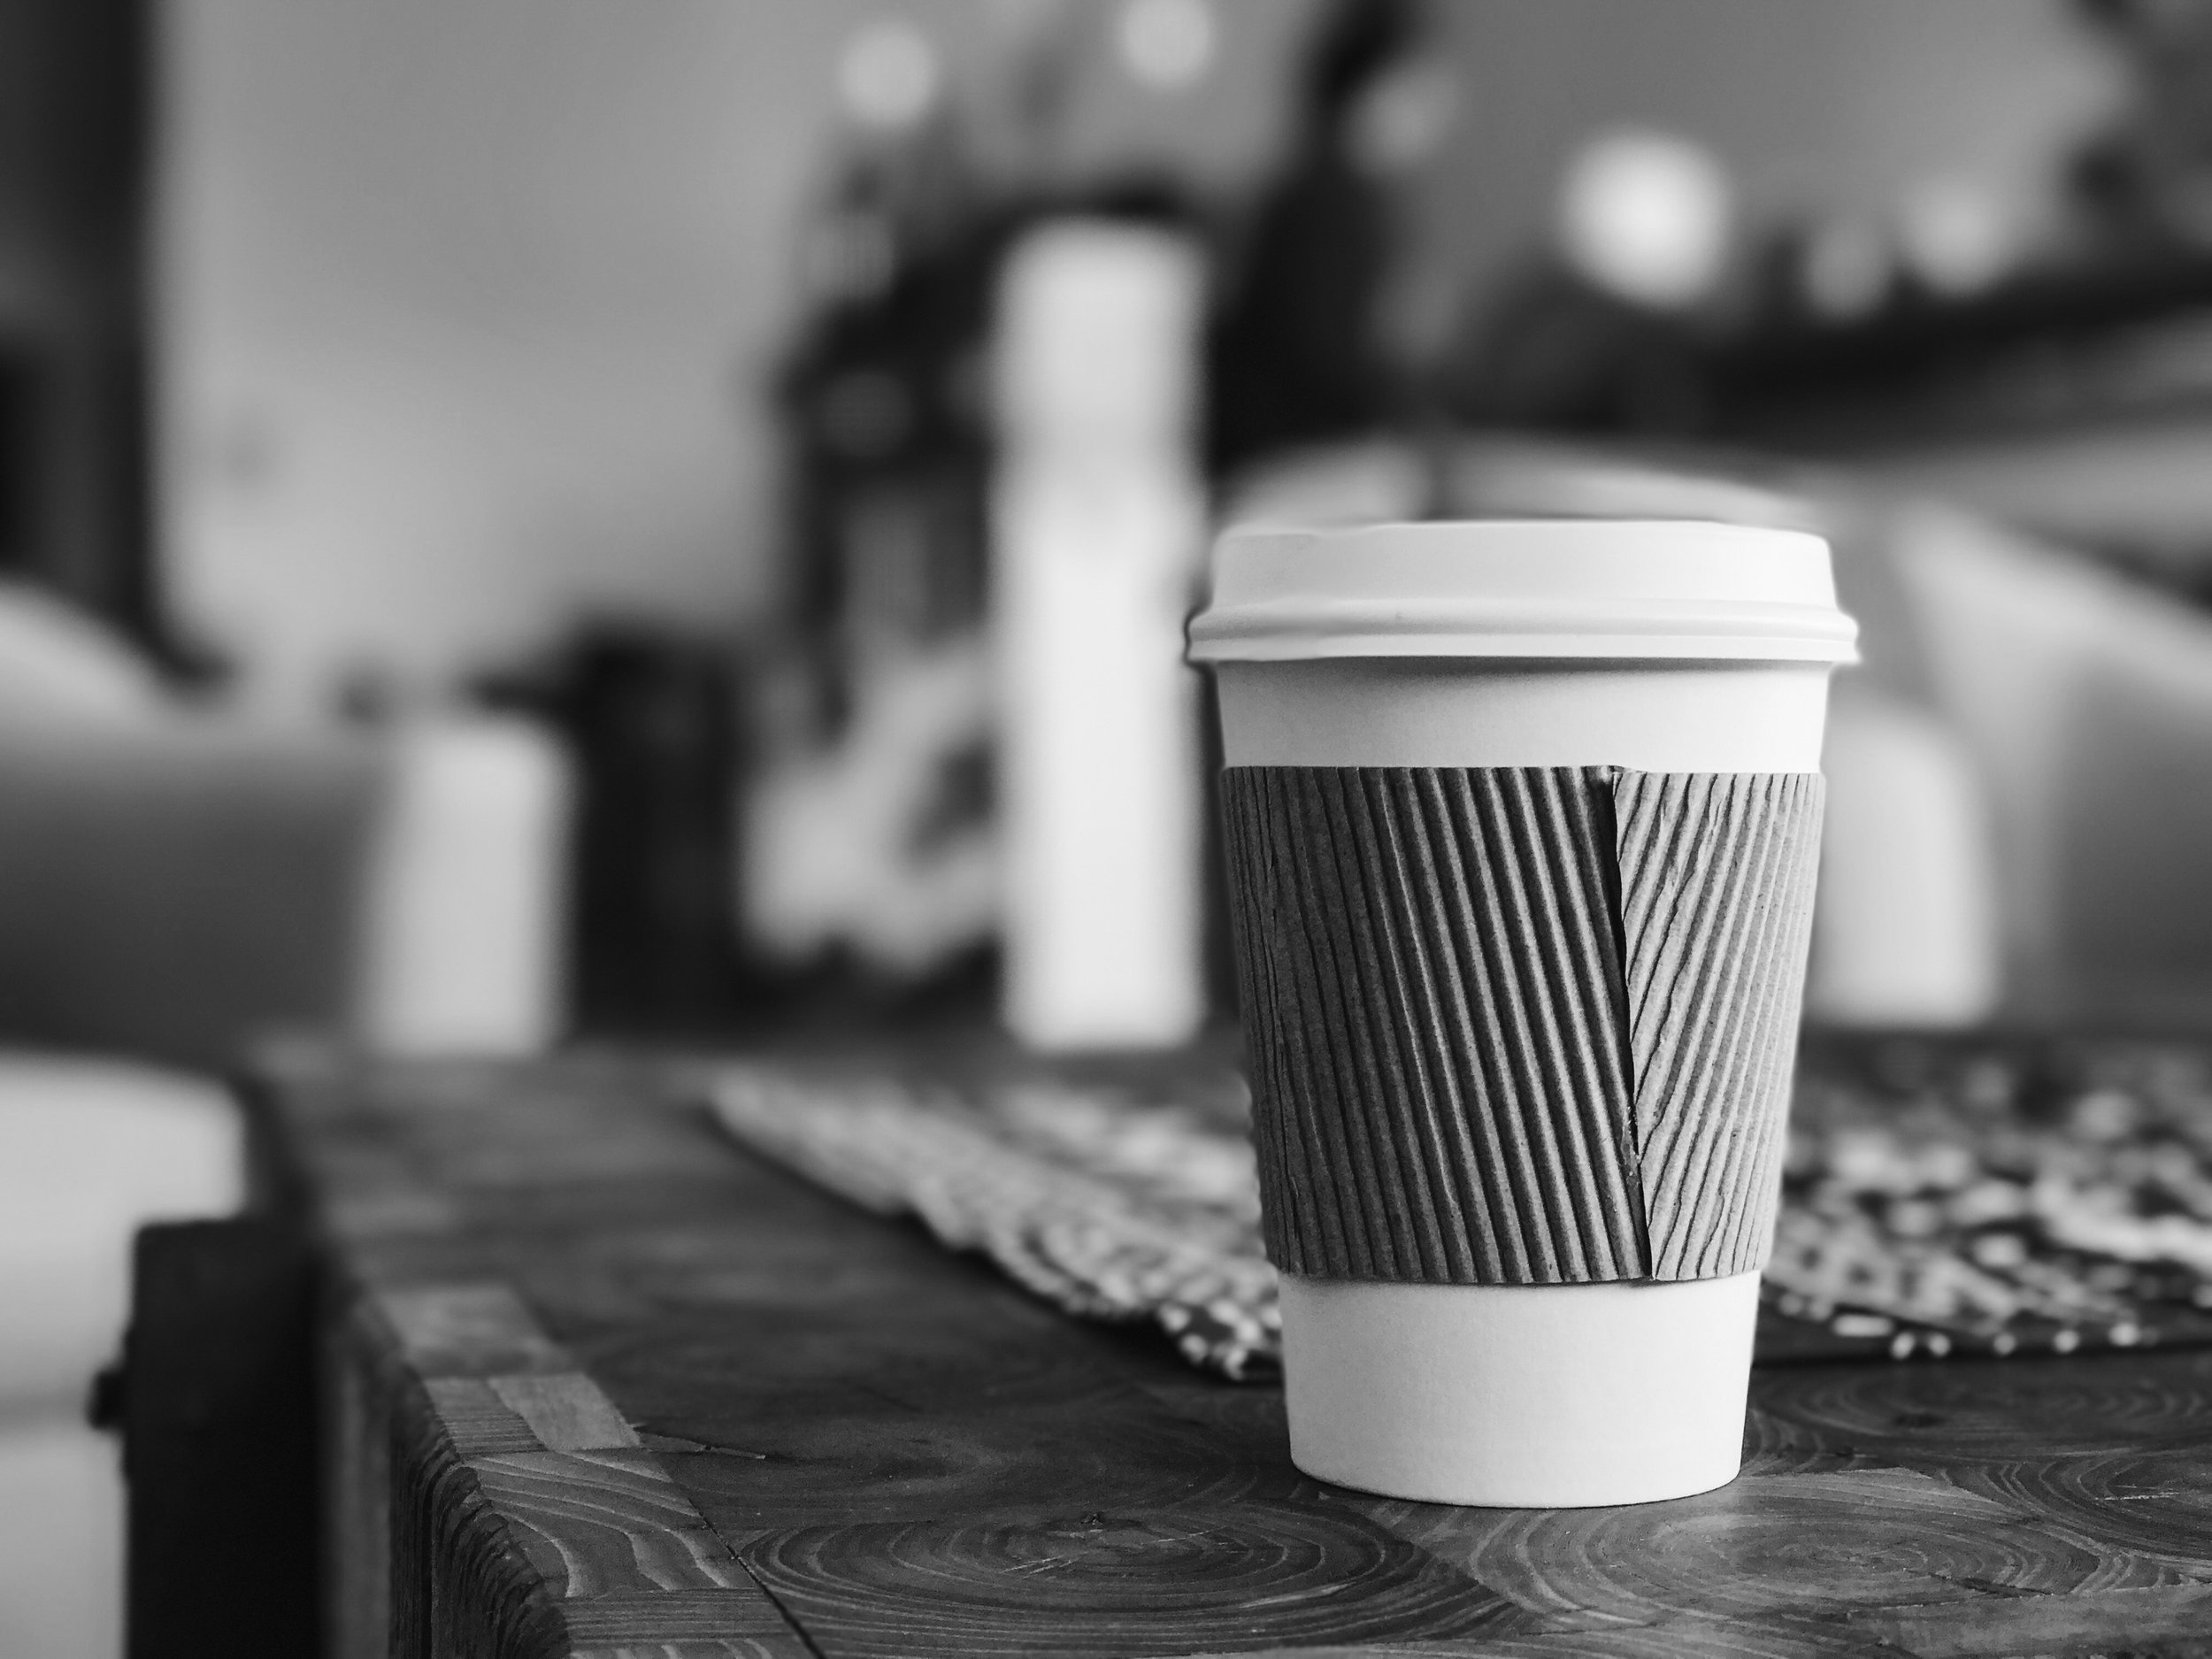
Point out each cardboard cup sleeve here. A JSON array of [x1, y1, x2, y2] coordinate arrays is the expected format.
[[1221, 766, 1825, 1286]]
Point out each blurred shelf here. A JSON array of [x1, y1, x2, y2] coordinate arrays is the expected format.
[[1707, 245, 2212, 450], [1671, 244, 2212, 599]]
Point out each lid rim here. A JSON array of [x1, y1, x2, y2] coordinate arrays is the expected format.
[[1194, 518, 1855, 665], [1190, 600, 1859, 665], [1189, 638, 1860, 664]]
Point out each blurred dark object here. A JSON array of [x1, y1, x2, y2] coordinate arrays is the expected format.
[[1450, 243, 2212, 448], [1701, 246, 2212, 447], [0, 722, 381, 1069], [1446, 270, 1718, 437], [119, 1216, 319, 1659], [496, 626, 747, 1035], [775, 138, 1001, 704], [0, 346, 34, 558], [0, 0, 163, 652], [1204, 0, 1421, 473], [2072, 0, 2212, 251], [756, 63, 1008, 1010], [1681, 247, 2212, 615], [764, 14, 1231, 1018], [1195, 672, 1239, 1022]]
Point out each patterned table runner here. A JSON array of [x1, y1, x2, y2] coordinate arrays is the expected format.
[[707, 1034, 2212, 1379]]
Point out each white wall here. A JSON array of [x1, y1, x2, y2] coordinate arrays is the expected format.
[[162, 1, 806, 710], [157, 0, 1311, 715]]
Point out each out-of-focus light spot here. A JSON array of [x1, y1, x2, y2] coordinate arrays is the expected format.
[[838, 18, 941, 133], [1898, 176, 2016, 297], [1341, 58, 1462, 179], [1801, 218, 1893, 321], [1555, 128, 1734, 311], [1116, 0, 1217, 91]]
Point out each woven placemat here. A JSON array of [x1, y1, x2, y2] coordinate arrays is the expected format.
[[707, 1034, 2212, 1380]]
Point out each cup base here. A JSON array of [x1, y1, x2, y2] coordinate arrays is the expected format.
[[1281, 1271, 1760, 1509]]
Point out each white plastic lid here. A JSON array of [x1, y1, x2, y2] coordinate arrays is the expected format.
[[1187, 519, 1859, 664]]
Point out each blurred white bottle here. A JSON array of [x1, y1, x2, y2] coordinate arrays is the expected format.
[[990, 219, 1208, 1049]]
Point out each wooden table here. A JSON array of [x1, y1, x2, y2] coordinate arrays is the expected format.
[[194, 1045, 2212, 1657]]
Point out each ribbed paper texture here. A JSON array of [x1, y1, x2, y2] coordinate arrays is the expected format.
[[1616, 772, 1824, 1279], [1222, 767, 1650, 1283], [1222, 765, 1824, 1286]]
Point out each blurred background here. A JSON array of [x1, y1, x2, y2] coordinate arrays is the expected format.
[[13, 0, 2212, 1648]]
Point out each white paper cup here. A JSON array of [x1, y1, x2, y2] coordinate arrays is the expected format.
[[1190, 519, 1855, 1509]]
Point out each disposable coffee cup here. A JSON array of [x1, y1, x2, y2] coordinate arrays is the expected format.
[[1188, 519, 1855, 1509]]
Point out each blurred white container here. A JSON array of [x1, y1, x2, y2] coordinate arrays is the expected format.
[[1809, 683, 2001, 1025], [1893, 504, 2212, 1025], [991, 219, 1209, 1050], [356, 713, 572, 1054]]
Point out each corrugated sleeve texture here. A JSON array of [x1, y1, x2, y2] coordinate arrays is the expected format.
[[1221, 765, 1824, 1286], [1613, 771, 1825, 1279]]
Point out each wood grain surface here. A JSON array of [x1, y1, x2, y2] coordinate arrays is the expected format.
[[262, 1043, 2212, 1658]]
